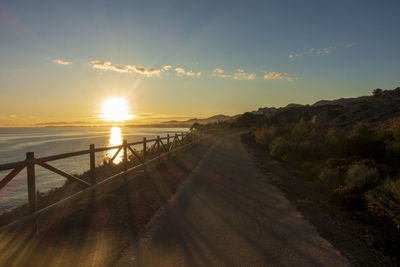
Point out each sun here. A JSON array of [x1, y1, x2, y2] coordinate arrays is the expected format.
[[101, 98, 133, 121]]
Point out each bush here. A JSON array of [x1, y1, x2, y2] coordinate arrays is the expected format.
[[347, 123, 386, 160], [372, 88, 383, 97], [298, 140, 323, 159], [269, 137, 294, 161], [365, 179, 400, 228], [325, 128, 346, 157], [345, 162, 380, 190], [253, 126, 278, 147], [333, 162, 380, 208], [300, 162, 320, 180], [317, 166, 346, 191], [290, 118, 320, 143]]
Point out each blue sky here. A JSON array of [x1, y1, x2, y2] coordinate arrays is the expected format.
[[0, 0, 399, 125]]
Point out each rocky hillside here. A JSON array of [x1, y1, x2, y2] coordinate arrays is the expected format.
[[254, 87, 400, 131]]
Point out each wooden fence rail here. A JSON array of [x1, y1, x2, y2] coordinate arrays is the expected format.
[[0, 131, 203, 232]]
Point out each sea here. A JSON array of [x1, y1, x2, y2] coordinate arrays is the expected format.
[[0, 127, 188, 213]]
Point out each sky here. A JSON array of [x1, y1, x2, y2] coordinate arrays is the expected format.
[[0, 0, 399, 126]]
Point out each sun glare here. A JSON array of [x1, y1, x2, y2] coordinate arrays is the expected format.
[[101, 98, 133, 121]]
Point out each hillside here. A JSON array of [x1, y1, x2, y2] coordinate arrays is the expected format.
[[253, 87, 400, 131]]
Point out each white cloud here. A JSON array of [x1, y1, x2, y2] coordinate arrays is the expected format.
[[175, 67, 201, 77], [264, 72, 295, 82], [212, 68, 255, 80], [53, 59, 71, 65], [128, 65, 162, 76], [211, 68, 232, 78], [233, 69, 255, 80], [175, 67, 186, 75]]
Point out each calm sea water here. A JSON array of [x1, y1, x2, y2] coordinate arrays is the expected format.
[[0, 127, 188, 213]]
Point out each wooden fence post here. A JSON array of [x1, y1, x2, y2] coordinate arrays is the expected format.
[[181, 132, 184, 145], [167, 134, 170, 151], [157, 136, 160, 153], [123, 140, 128, 171], [26, 152, 36, 214], [89, 144, 96, 185], [175, 133, 178, 148], [143, 137, 147, 169]]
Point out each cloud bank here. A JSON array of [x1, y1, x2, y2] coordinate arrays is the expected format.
[[90, 61, 201, 78], [88, 60, 295, 82]]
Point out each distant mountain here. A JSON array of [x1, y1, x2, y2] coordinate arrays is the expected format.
[[160, 114, 233, 126]]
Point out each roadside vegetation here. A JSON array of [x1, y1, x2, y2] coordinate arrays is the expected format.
[[191, 88, 400, 260], [251, 119, 400, 251]]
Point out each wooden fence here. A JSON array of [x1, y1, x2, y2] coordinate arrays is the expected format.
[[0, 131, 202, 232]]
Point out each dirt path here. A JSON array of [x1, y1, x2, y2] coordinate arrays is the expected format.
[[120, 132, 350, 266]]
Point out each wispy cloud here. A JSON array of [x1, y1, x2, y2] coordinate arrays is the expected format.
[[289, 43, 358, 59], [312, 46, 334, 55], [175, 67, 201, 77], [289, 46, 335, 59], [212, 68, 255, 80], [264, 72, 296, 82], [288, 53, 301, 59], [53, 59, 71, 65], [345, 42, 359, 48]]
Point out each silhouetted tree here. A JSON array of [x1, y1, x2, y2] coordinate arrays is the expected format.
[[372, 88, 383, 97]]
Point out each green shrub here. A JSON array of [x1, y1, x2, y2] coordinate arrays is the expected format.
[[290, 118, 320, 142], [269, 137, 293, 161], [345, 162, 380, 190], [317, 165, 347, 191], [333, 162, 380, 209], [253, 126, 278, 147], [347, 123, 386, 160], [325, 128, 346, 157], [298, 140, 323, 159], [365, 179, 400, 228]]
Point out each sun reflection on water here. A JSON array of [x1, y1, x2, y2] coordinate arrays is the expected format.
[[107, 126, 123, 164]]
